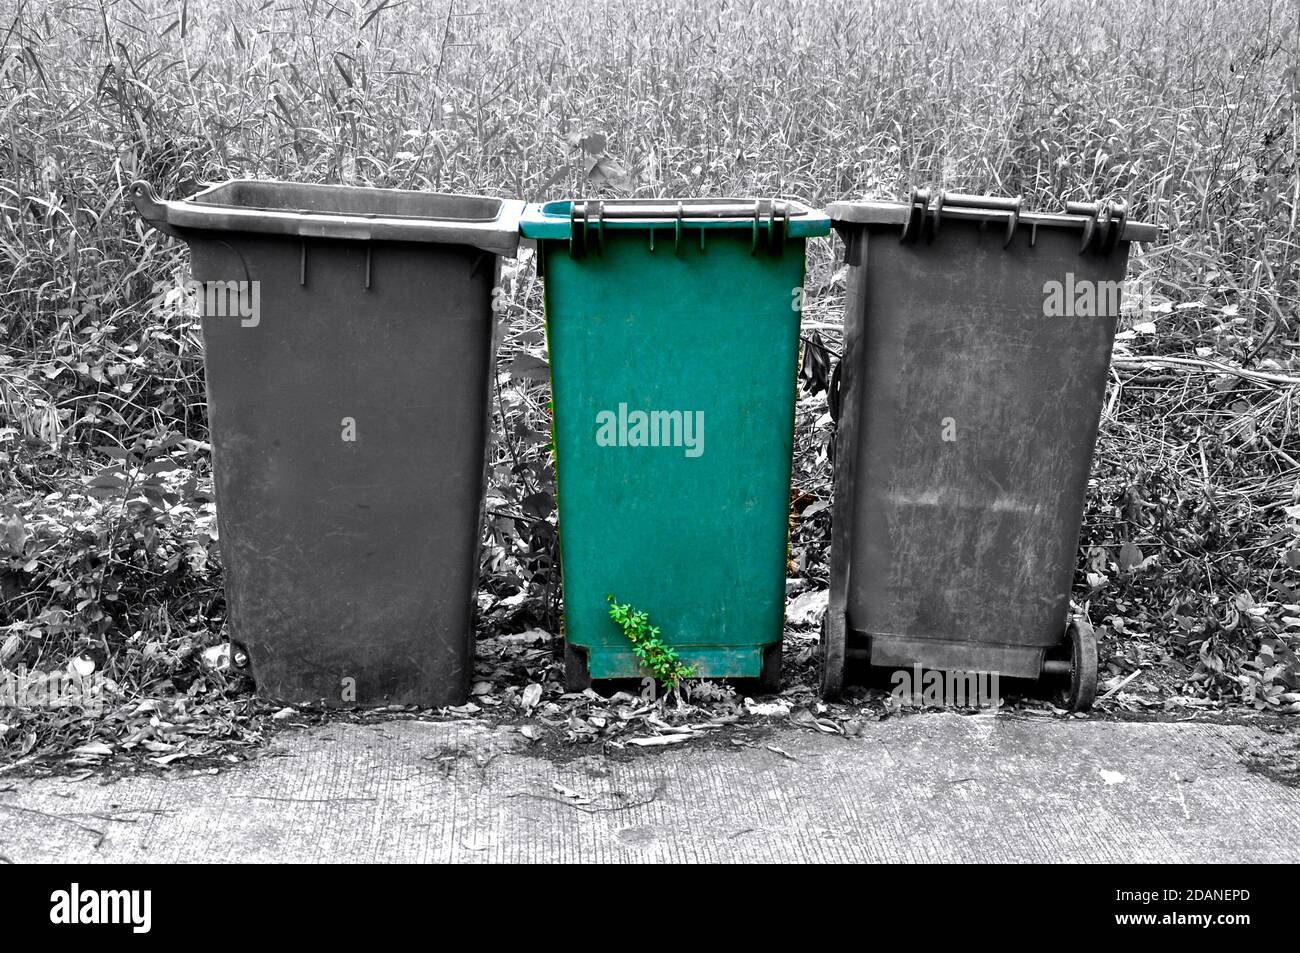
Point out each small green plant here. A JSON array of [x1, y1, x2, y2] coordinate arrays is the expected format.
[[685, 680, 736, 706], [607, 595, 694, 692]]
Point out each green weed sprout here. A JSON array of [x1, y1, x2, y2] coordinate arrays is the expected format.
[[607, 595, 694, 692]]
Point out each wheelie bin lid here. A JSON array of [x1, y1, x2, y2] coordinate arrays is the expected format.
[[519, 197, 830, 240], [828, 192, 1160, 245], [132, 180, 525, 256]]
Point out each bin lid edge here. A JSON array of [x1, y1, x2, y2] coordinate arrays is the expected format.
[[827, 200, 1160, 242]]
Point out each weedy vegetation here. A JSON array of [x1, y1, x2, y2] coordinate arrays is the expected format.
[[1, 0, 1298, 761], [607, 595, 694, 693]]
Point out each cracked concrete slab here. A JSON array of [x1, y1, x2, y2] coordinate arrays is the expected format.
[[1, 714, 1296, 863]]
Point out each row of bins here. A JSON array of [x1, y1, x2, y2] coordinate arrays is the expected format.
[[130, 180, 1157, 710]]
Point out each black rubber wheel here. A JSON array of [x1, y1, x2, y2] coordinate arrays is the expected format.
[[1065, 617, 1098, 711], [755, 642, 782, 695], [828, 361, 843, 423], [564, 641, 592, 692], [819, 610, 846, 699]]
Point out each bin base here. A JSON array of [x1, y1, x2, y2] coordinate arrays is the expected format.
[[564, 641, 781, 692], [826, 623, 1099, 709], [864, 633, 1045, 681]]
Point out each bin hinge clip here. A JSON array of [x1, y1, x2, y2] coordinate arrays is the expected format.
[[1064, 198, 1128, 255], [568, 198, 791, 256], [901, 188, 1023, 248], [569, 199, 605, 259], [748, 199, 788, 255]]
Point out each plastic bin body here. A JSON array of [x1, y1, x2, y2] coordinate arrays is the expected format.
[[825, 197, 1157, 685], [521, 199, 829, 687], [132, 180, 522, 707]]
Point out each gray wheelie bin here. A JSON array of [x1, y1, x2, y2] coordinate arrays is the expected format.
[[132, 180, 522, 708], [822, 191, 1158, 709]]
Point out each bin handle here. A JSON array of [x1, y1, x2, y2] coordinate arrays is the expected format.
[[1105, 201, 1128, 253], [129, 179, 524, 256], [569, 199, 802, 221], [900, 188, 930, 243], [569, 199, 606, 258], [589, 200, 604, 253], [1065, 198, 1128, 255], [928, 190, 946, 242], [902, 189, 1022, 247], [771, 200, 788, 252], [130, 181, 184, 239]]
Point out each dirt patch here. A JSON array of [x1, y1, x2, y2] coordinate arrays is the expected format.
[[1237, 729, 1300, 788]]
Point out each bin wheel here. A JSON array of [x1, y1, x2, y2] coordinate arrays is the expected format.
[[755, 642, 782, 695], [564, 641, 592, 692], [819, 611, 846, 700], [1065, 617, 1098, 712]]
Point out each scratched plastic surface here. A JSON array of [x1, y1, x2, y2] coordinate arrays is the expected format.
[[188, 235, 502, 706], [832, 208, 1138, 678], [522, 200, 829, 685]]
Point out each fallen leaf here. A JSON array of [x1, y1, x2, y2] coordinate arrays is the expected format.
[[787, 588, 829, 627], [1118, 541, 1143, 571], [745, 699, 791, 717], [552, 782, 592, 804], [765, 744, 799, 762], [520, 682, 542, 710], [200, 643, 231, 671]]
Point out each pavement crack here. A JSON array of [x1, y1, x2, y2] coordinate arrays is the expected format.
[[505, 788, 661, 814], [0, 802, 107, 848]]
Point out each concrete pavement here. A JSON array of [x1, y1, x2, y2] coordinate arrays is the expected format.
[[1, 713, 1296, 862]]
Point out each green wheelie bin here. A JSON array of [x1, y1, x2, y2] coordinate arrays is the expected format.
[[132, 180, 523, 708], [822, 191, 1158, 709], [521, 199, 830, 690]]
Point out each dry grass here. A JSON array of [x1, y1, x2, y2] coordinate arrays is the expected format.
[[0, 0, 1298, 736], [2, 0, 1295, 352]]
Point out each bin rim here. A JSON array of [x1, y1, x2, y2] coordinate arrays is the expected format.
[[131, 179, 525, 256], [520, 197, 830, 240], [827, 198, 1160, 243]]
